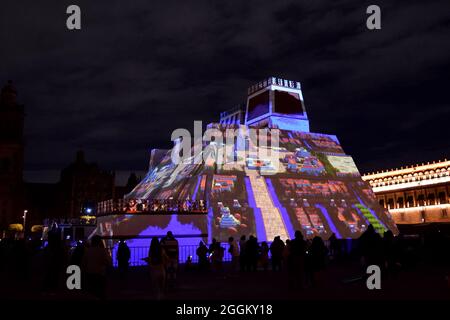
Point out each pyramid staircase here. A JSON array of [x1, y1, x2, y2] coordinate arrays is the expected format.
[[246, 169, 289, 241]]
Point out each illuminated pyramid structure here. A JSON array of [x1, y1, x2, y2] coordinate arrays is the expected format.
[[103, 77, 398, 244]]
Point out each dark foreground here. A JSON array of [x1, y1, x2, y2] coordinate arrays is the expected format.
[[1, 258, 448, 301]]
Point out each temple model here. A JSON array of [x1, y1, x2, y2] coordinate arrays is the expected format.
[[97, 77, 398, 248]]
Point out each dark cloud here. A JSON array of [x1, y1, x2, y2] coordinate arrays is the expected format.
[[1, 0, 449, 180]]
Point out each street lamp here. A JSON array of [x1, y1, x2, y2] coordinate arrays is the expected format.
[[420, 206, 425, 223], [23, 210, 28, 234]]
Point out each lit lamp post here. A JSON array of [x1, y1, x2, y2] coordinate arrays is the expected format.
[[23, 210, 28, 235], [420, 206, 426, 223]]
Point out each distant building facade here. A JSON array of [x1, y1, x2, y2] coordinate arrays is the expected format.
[[0, 80, 138, 230], [0, 81, 24, 228], [24, 183, 59, 227], [114, 173, 141, 200], [362, 160, 450, 224], [59, 151, 115, 218], [23, 170, 137, 231]]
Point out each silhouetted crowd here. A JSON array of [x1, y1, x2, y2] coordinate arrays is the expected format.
[[98, 199, 208, 215], [193, 224, 450, 290], [190, 231, 329, 289], [0, 225, 449, 299]]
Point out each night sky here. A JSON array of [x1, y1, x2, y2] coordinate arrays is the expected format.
[[1, 0, 449, 183]]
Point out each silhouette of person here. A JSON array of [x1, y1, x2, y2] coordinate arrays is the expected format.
[[246, 235, 259, 272], [210, 241, 224, 272], [270, 236, 285, 271], [228, 237, 240, 272], [43, 226, 65, 293], [260, 242, 270, 271], [289, 230, 306, 290], [383, 230, 399, 278], [196, 241, 209, 271], [309, 236, 328, 287], [239, 235, 247, 272], [82, 235, 112, 299], [162, 231, 179, 286], [283, 239, 291, 271], [329, 233, 341, 260], [148, 237, 168, 300], [209, 238, 217, 255], [117, 240, 131, 288], [359, 225, 383, 272]]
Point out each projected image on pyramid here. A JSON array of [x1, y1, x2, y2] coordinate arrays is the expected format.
[[96, 77, 398, 246]]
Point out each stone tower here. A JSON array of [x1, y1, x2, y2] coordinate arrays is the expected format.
[[0, 81, 25, 229]]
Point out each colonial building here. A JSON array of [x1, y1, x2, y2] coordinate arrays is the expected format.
[[362, 160, 450, 224], [22, 170, 137, 235], [59, 150, 115, 218], [24, 183, 59, 227], [0, 81, 24, 229]]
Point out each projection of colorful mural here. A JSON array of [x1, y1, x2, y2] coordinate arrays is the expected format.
[[97, 126, 398, 244], [92, 77, 398, 268]]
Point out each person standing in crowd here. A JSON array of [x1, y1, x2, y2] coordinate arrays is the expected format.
[[359, 225, 383, 272], [309, 236, 328, 287], [43, 226, 65, 293], [211, 241, 224, 272], [117, 240, 131, 288], [383, 230, 400, 278], [148, 237, 168, 300], [270, 236, 285, 271], [162, 231, 179, 287], [328, 233, 341, 261], [82, 235, 112, 299], [289, 230, 306, 290], [228, 237, 240, 272], [246, 235, 259, 272], [283, 239, 291, 271], [239, 235, 247, 272], [260, 242, 270, 271], [196, 241, 209, 271], [209, 238, 217, 256]]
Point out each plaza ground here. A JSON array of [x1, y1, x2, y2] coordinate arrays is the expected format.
[[2, 258, 448, 301]]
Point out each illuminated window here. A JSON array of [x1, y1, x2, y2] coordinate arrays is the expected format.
[[417, 194, 425, 206], [387, 198, 394, 209], [427, 193, 436, 205], [397, 197, 404, 208], [438, 192, 447, 204]]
